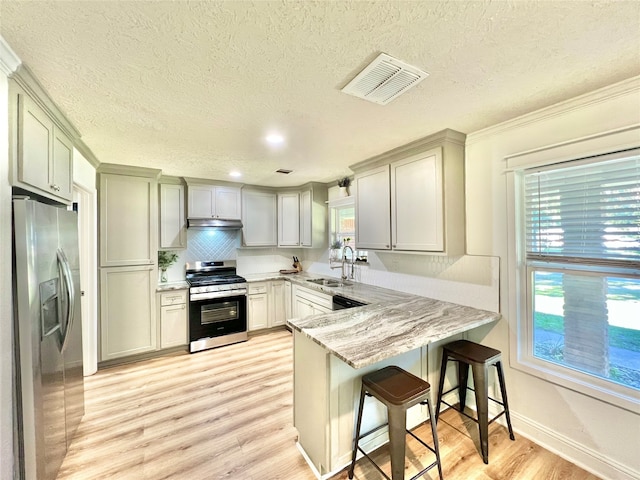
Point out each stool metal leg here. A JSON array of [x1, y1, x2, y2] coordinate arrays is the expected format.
[[471, 362, 490, 464], [435, 351, 448, 422], [387, 405, 407, 480], [425, 397, 444, 480], [495, 361, 516, 441], [348, 384, 367, 479], [457, 360, 469, 414]]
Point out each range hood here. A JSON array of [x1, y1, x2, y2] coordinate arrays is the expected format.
[[187, 218, 243, 229]]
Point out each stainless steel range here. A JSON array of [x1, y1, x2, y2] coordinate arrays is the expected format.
[[186, 261, 248, 353]]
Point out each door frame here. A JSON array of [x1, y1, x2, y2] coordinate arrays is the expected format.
[[73, 184, 98, 376]]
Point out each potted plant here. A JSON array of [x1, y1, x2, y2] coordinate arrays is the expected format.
[[337, 177, 351, 197], [329, 239, 342, 262], [158, 250, 179, 283]]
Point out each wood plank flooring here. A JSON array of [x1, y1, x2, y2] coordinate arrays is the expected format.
[[58, 329, 600, 480]]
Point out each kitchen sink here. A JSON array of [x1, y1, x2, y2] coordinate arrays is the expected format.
[[306, 278, 353, 288]]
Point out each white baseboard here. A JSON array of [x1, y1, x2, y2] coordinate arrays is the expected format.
[[509, 411, 639, 480]]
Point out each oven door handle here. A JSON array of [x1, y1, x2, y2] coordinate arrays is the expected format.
[[190, 290, 247, 301]]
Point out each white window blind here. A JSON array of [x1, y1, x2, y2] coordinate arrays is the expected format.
[[525, 150, 640, 267]]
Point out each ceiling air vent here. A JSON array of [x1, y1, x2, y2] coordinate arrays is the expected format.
[[341, 53, 429, 105], [276, 169, 293, 174]]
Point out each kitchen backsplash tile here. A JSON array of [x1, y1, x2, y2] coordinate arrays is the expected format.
[[160, 229, 240, 282], [183, 228, 240, 262]]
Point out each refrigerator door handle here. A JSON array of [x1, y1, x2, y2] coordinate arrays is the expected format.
[[57, 248, 76, 353]]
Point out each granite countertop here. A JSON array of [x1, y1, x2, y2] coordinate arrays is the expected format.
[[156, 281, 189, 292]]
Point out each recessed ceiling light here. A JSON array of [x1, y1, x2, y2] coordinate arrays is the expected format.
[[229, 171, 242, 178], [265, 133, 285, 145]]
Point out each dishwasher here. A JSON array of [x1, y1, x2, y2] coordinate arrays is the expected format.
[[332, 294, 367, 310]]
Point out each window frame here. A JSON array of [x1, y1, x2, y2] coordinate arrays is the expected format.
[[506, 135, 640, 414]]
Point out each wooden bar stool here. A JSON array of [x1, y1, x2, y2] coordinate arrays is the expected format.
[[435, 340, 515, 464], [348, 366, 443, 480]]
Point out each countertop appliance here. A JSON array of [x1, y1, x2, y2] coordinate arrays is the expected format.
[[332, 294, 367, 310], [186, 261, 248, 352], [13, 197, 85, 480]]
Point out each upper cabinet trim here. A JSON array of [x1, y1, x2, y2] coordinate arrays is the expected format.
[[350, 128, 465, 173]]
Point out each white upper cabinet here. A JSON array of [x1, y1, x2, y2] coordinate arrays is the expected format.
[[300, 189, 312, 247], [15, 91, 73, 203], [277, 185, 327, 248], [187, 184, 241, 219], [99, 172, 158, 267], [353, 129, 465, 255], [242, 189, 277, 246], [355, 165, 392, 250], [160, 183, 186, 249], [391, 148, 443, 251], [278, 192, 301, 247]]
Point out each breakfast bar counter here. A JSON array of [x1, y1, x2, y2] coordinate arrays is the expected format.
[[286, 286, 500, 478], [288, 295, 500, 369]]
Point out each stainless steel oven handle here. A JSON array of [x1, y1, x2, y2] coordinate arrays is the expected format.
[[190, 289, 247, 301]]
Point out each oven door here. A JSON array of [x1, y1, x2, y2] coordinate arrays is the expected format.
[[189, 293, 247, 342]]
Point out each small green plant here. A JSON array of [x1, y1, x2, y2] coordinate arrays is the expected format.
[[337, 177, 351, 188], [158, 251, 179, 269]]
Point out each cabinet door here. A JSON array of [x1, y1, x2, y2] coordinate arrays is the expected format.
[[248, 293, 269, 331], [160, 183, 186, 249], [300, 190, 312, 247], [51, 127, 73, 201], [160, 303, 187, 348], [355, 165, 391, 250], [188, 185, 215, 218], [100, 266, 156, 360], [270, 280, 286, 327], [242, 190, 277, 246], [391, 149, 443, 251], [278, 192, 300, 246], [214, 186, 242, 219], [284, 281, 293, 320], [18, 93, 52, 195], [100, 174, 156, 266], [295, 297, 315, 319]]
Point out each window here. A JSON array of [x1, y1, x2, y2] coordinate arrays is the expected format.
[[512, 148, 640, 410], [328, 197, 367, 263], [330, 201, 355, 251]]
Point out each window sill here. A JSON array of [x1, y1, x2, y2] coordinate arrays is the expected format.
[[511, 355, 640, 415]]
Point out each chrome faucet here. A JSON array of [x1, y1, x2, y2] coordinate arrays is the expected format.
[[342, 246, 355, 280]]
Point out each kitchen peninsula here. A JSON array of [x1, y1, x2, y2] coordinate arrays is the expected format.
[[287, 285, 501, 478]]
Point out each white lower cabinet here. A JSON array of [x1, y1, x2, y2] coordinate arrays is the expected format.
[[294, 285, 333, 317], [100, 265, 156, 361], [248, 280, 293, 331], [248, 289, 269, 331], [159, 290, 188, 348], [270, 280, 286, 327]]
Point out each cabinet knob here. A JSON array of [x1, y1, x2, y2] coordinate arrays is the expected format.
[[392, 244, 396, 248], [50, 184, 60, 192], [386, 244, 390, 248]]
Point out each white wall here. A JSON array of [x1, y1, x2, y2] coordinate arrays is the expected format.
[[0, 37, 19, 480], [465, 77, 640, 479], [0, 68, 14, 480]]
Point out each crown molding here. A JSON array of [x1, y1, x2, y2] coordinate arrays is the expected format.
[[97, 163, 162, 179], [467, 76, 640, 146], [349, 128, 466, 173], [10, 64, 81, 140], [0, 36, 21, 76]]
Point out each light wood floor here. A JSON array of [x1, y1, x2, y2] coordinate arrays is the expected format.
[[58, 329, 600, 480]]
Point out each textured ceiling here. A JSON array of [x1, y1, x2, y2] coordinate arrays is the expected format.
[[1, 1, 639, 187]]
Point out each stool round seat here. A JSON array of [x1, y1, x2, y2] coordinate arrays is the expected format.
[[435, 339, 515, 464], [348, 366, 443, 480]]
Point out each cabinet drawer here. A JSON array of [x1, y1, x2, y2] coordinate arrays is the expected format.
[[248, 282, 269, 295], [160, 290, 187, 306]]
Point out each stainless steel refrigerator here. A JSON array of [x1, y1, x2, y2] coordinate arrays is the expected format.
[[13, 197, 85, 480]]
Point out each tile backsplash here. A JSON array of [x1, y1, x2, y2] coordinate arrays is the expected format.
[[161, 228, 240, 282]]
